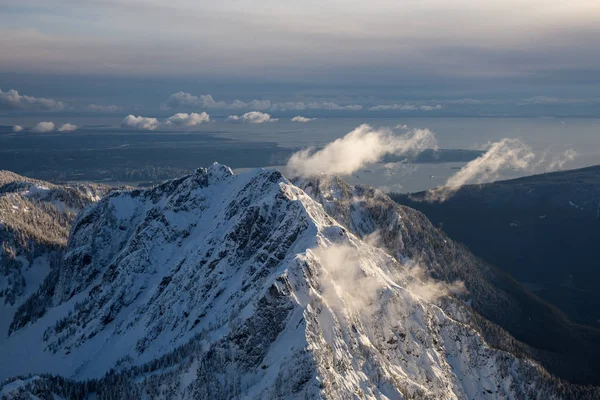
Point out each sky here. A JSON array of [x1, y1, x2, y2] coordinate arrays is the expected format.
[[1, 0, 599, 118]]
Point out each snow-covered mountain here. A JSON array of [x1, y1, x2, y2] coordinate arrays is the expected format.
[[1, 164, 597, 399], [0, 171, 111, 344]]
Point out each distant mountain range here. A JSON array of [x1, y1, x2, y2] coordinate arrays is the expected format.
[[0, 165, 598, 399]]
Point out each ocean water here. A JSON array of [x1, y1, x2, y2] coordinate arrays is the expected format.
[[1, 117, 599, 193]]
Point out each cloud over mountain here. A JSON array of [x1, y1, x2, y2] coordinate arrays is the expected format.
[[427, 138, 535, 202], [286, 124, 437, 177]]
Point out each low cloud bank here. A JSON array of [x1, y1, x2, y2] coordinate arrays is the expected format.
[[291, 116, 316, 123], [163, 92, 362, 112], [286, 124, 437, 178], [369, 104, 442, 111], [87, 104, 122, 112], [163, 92, 271, 111], [227, 111, 276, 124], [272, 102, 362, 111], [426, 138, 535, 202], [0, 89, 65, 111]]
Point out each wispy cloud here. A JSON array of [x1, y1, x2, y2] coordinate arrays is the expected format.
[[86, 104, 122, 112], [369, 104, 442, 111], [272, 101, 362, 111], [226, 111, 277, 124], [286, 124, 437, 178], [163, 92, 362, 112], [0, 89, 65, 111], [547, 148, 578, 171], [163, 92, 271, 111], [32, 121, 56, 133], [291, 116, 316, 122], [426, 138, 535, 202]]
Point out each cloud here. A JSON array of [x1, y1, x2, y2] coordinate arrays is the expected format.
[[395, 124, 409, 130], [426, 138, 535, 202], [272, 101, 362, 111], [517, 96, 586, 105], [310, 243, 384, 315], [291, 116, 316, 122], [32, 121, 55, 133], [163, 92, 271, 111], [121, 115, 160, 130], [57, 123, 78, 132], [286, 124, 437, 178], [547, 148, 577, 171], [402, 260, 466, 302], [0, 89, 65, 111], [226, 111, 277, 124], [87, 104, 122, 112], [369, 104, 442, 111], [309, 238, 465, 316], [230, 99, 272, 110], [165, 112, 210, 127], [12, 125, 23, 132]]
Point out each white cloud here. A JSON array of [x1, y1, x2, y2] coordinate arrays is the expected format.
[[163, 92, 271, 111], [57, 123, 78, 132], [121, 115, 160, 130], [0, 89, 65, 111], [291, 116, 316, 122], [87, 104, 122, 112], [286, 124, 437, 178], [427, 138, 535, 202], [230, 99, 272, 110], [517, 96, 586, 105], [369, 104, 442, 111], [395, 124, 409, 130], [12, 125, 23, 132], [226, 111, 277, 124], [32, 121, 55, 133], [547, 148, 577, 171], [164, 93, 366, 112], [311, 243, 384, 315], [272, 101, 363, 111], [165, 112, 210, 127]]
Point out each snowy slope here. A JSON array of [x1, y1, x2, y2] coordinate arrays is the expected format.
[[0, 171, 110, 348], [1, 165, 596, 399]]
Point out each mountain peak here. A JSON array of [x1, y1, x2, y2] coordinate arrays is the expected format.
[[1, 164, 596, 399]]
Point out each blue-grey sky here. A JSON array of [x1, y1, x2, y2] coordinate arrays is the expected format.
[[1, 0, 599, 118]]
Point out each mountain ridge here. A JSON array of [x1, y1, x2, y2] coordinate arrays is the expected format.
[[1, 164, 598, 399]]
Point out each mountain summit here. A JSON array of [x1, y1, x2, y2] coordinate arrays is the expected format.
[[1, 164, 596, 399]]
